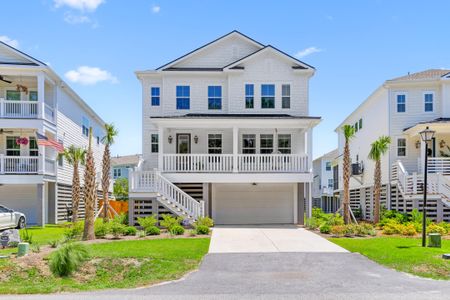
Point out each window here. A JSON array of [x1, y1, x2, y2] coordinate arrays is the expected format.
[[261, 84, 275, 108], [359, 118, 363, 130], [397, 138, 406, 157], [326, 161, 331, 171], [354, 122, 358, 132], [176, 86, 190, 109], [396, 94, 406, 113], [282, 84, 290, 109], [151, 87, 160, 106], [58, 139, 64, 167], [29, 91, 38, 101], [6, 136, 20, 156], [208, 134, 222, 154], [328, 178, 333, 188], [245, 84, 254, 109], [424, 92, 433, 112], [82, 117, 90, 137], [260, 134, 274, 154], [208, 86, 222, 110], [242, 134, 256, 154], [113, 168, 122, 179], [6, 90, 20, 101], [278, 134, 291, 154], [151, 134, 159, 153], [29, 137, 38, 156]]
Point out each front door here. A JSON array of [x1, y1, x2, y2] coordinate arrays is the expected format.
[[176, 134, 191, 154]]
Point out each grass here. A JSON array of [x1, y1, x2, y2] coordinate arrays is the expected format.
[[0, 238, 210, 294], [330, 236, 450, 280]]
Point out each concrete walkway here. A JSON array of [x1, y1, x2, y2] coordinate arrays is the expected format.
[[209, 225, 348, 253]]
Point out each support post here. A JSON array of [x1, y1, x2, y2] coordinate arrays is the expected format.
[[233, 126, 238, 173], [36, 183, 45, 227], [37, 73, 45, 119], [158, 127, 164, 171], [297, 183, 305, 225]]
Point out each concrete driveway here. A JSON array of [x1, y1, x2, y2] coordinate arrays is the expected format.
[[209, 225, 347, 253]]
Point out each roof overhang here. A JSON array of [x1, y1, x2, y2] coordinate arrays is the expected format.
[[403, 119, 450, 136]]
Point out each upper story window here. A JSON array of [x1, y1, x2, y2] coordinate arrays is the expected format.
[[325, 161, 331, 171], [113, 168, 122, 179], [245, 84, 254, 109], [278, 134, 291, 154], [260, 134, 274, 154], [29, 137, 38, 156], [208, 86, 222, 110], [6, 90, 20, 101], [29, 91, 38, 101], [397, 138, 406, 157], [208, 134, 222, 154], [6, 136, 20, 156], [82, 117, 90, 137], [242, 134, 256, 154], [261, 84, 275, 109], [359, 118, 363, 130], [396, 94, 406, 113], [176, 86, 190, 110], [151, 87, 160, 106], [282, 84, 290, 109], [424, 92, 433, 112], [151, 133, 159, 153], [354, 122, 359, 132], [328, 178, 333, 188]]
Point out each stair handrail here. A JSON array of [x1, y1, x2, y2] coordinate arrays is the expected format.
[[393, 160, 408, 194]]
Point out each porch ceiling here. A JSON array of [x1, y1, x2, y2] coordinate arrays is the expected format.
[[403, 118, 450, 136]]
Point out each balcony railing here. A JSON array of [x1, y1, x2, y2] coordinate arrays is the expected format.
[[0, 155, 39, 174], [162, 154, 309, 173], [0, 100, 38, 118]]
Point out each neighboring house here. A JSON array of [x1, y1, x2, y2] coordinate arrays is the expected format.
[[335, 69, 450, 222], [312, 149, 339, 213], [111, 154, 143, 180], [0, 41, 107, 225], [130, 31, 320, 225]]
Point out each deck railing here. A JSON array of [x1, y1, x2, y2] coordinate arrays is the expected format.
[[237, 154, 308, 173], [0, 100, 38, 118], [0, 155, 39, 174], [427, 157, 450, 175], [163, 154, 234, 172]]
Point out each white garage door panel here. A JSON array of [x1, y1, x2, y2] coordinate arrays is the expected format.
[[0, 185, 37, 224], [213, 184, 294, 224]]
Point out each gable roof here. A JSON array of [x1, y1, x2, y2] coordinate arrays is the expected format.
[[387, 69, 450, 82], [111, 154, 142, 167], [0, 41, 46, 66]]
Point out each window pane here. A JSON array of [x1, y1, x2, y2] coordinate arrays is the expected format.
[[397, 94, 406, 113], [278, 134, 291, 154], [208, 134, 222, 154], [151, 87, 160, 106], [261, 84, 275, 109], [242, 134, 256, 154], [208, 86, 222, 110], [29, 91, 38, 101], [6, 90, 20, 101], [176, 86, 190, 109], [151, 134, 159, 153], [424, 93, 433, 112], [260, 134, 273, 154], [397, 138, 406, 157], [359, 118, 363, 129]]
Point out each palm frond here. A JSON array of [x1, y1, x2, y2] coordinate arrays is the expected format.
[[101, 123, 118, 146], [341, 124, 355, 141]]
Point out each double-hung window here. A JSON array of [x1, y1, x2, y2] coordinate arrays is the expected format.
[[6, 90, 20, 101], [151, 87, 160, 106], [260, 134, 274, 154], [245, 84, 254, 108], [424, 92, 433, 112], [82, 117, 90, 137], [151, 134, 159, 153], [354, 122, 359, 132], [397, 138, 406, 157], [282, 84, 290, 109], [396, 94, 406, 113], [328, 179, 333, 188], [29, 137, 38, 156], [113, 168, 121, 179], [326, 161, 331, 171], [6, 136, 20, 156], [278, 134, 291, 154], [176, 86, 190, 109], [208, 134, 222, 154], [29, 91, 38, 101], [242, 134, 256, 154], [208, 86, 222, 110], [359, 118, 363, 130], [261, 84, 275, 108]]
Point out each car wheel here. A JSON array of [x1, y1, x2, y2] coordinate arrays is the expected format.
[[16, 217, 26, 229]]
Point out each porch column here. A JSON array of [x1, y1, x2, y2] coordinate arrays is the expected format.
[[37, 73, 45, 119], [36, 183, 45, 227], [38, 140, 45, 175], [233, 126, 238, 173], [306, 128, 313, 172], [306, 182, 312, 218], [158, 127, 164, 171], [47, 182, 57, 224], [297, 183, 305, 225]]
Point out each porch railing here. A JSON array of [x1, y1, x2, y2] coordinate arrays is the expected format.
[[163, 154, 234, 172], [0, 100, 38, 118], [0, 155, 39, 174], [427, 157, 450, 175], [237, 154, 308, 173]]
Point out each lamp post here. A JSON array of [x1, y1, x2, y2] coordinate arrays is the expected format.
[[419, 126, 435, 247]]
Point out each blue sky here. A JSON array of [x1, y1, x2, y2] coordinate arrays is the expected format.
[[2, 0, 450, 158]]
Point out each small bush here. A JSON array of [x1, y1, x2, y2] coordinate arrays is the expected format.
[[110, 221, 126, 238], [188, 229, 197, 237], [20, 229, 33, 244], [170, 225, 185, 235], [137, 215, 158, 232], [160, 214, 183, 231], [136, 230, 146, 238], [358, 223, 376, 236], [146, 226, 160, 236], [331, 225, 345, 237], [31, 244, 41, 253], [319, 223, 331, 234], [49, 243, 89, 277], [401, 223, 417, 236], [123, 226, 137, 236], [48, 240, 60, 248], [343, 224, 356, 237], [427, 224, 447, 236], [114, 213, 128, 225], [194, 217, 214, 228], [325, 214, 345, 226], [195, 225, 210, 235], [382, 221, 402, 235], [437, 222, 450, 235], [305, 217, 321, 230], [94, 219, 110, 238], [63, 221, 84, 240]]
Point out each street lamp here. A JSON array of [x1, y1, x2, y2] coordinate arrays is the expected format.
[[419, 126, 435, 247]]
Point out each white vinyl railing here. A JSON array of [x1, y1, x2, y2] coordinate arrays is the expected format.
[[0, 155, 39, 174], [0, 100, 38, 118], [237, 154, 308, 173], [130, 170, 205, 219], [427, 157, 450, 175], [163, 154, 234, 172]]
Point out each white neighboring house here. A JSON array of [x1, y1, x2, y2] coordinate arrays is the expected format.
[[335, 69, 450, 222], [0, 41, 107, 225], [312, 149, 339, 213], [131, 31, 320, 225]]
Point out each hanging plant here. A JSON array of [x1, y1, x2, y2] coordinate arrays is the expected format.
[[15, 137, 29, 146], [16, 84, 29, 95]]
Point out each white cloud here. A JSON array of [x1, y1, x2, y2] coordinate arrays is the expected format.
[[65, 66, 118, 85], [152, 5, 160, 13], [295, 47, 322, 58], [54, 0, 104, 12], [63, 12, 91, 24], [0, 35, 19, 48]]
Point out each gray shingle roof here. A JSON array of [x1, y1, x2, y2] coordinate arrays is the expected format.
[[111, 154, 141, 167], [387, 69, 450, 82]]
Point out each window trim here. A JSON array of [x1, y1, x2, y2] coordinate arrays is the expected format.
[[277, 134, 292, 154], [281, 84, 290, 109], [423, 91, 434, 113], [151, 133, 159, 153], [242, 134, 256, 154], [261, 84, 275, 109], [395, 92, 407, 113], [207, 85, 222, 110], [151, 86, 161, 106], [207, 133, 222, 154], [260, 134, 274, 154], [359, 118, 363, 130], [176, 85, 190, 110], [396, 137, 407, 157], [245, 83, 254, 109]]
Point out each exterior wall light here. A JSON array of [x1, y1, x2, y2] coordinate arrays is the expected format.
[[194, 135, 199, 144], [440, 140, 446, 148], [415, 140, 421, 149], [168, 135, 173, 144]]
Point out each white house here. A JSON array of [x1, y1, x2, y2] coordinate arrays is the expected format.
[[130, 31, 320, 225], [0, 41, 107, 225], [312, 149, 339, 213], [335, 69, 450, 222]]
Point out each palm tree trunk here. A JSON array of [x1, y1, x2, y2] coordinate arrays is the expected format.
[[343, 141, 351, 224], [102, 144, 111, 221], [83, 129, 96, 240], [72, 161, 80, 223], [373, 159, 381, 223]]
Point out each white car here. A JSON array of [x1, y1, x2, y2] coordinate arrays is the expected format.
[[0, 205, 26, 230]]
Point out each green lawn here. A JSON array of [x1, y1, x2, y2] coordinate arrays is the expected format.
[[330, 237, 450, 280], [0, 238, 210, 294]]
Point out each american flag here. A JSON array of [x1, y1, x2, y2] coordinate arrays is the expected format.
[[36, 132, 64, 153]]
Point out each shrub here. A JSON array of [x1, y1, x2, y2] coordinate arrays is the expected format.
[[123, 226, 137, 236], [30, 244, 41, 253], [305, 217, 321, 230], [20, 228, 33, 244], [195, 225, 210, 235], [382, 220, 402, 235], [188, 229, 197, 237], [49, 243, 89, 277], [160, 214, 183, 231], [343, 224, 356, 237], [331, 225, 345, 237], [110, 221, 126, 238], [437, 222, 450, 235], [137, 215, 158, 232], [170, 225, 185, 235], [94, 219, 110, 238], [194, 217, 214, 228], [63, 221, 84, 240], [353, 223, 376, 236], [427, 224, 447, 236], [401, 223, 417, 236], [325, 214, 345, 226], [319, 223, 331, 234], [136, 230, 146, 238], [114, 213, 128, 225], [48, 240, 60, 248], [146, 226, 160, 236]]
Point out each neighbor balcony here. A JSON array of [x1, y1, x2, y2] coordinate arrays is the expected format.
[[0, 154, 56, 176]]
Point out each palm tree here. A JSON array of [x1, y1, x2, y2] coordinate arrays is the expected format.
[[101, 123, 118, 221], [368, 136, 391, 223], [342, 124, 355, 224], [83, 128, 96, 240], [60, 145, 86, 223]]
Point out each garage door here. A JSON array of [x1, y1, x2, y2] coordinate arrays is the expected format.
[[212, 183, 295, 225]]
